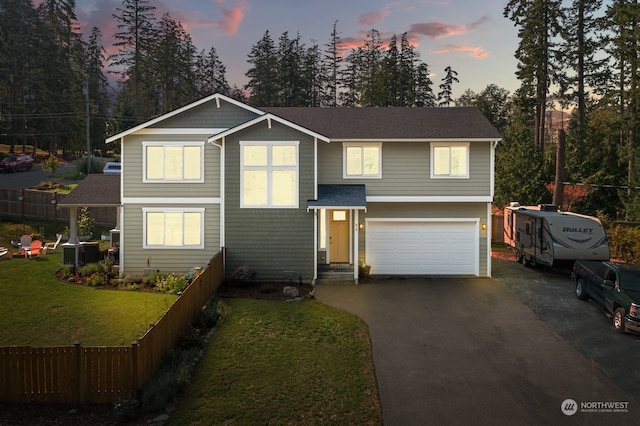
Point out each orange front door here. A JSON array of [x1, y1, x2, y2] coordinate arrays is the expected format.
[[330, 210, 350, 263]]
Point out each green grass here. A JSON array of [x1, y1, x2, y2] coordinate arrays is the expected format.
[[169, 298, 382, 426], [0, 249, 177, 347]]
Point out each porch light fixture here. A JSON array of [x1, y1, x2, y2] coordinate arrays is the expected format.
[[359, 223, 364, 230], [481, 223, 487, 231]]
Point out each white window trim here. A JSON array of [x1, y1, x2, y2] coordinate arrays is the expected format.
[[142, 207, 205, 249], [240, 141, 300, 209], [342, 142, 382, 179], [142, 141, 205, 183], [430, 142, 470, 179]]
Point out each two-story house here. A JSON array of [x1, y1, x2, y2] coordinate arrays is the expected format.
[[106, 93, 501, 282]]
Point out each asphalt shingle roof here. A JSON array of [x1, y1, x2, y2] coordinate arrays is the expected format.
[[262, 107, 501, 140], [58, 174, 120, 206], [307, 184, 367, 209]]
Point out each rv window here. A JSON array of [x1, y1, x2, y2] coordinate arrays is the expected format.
[[507, 212, 512, 226], [526, 223, 531, 235], [516, 231, 520, 242]]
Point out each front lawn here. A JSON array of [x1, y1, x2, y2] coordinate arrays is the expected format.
[[169, 298, 382, 425], [0, 251, 177, 346]]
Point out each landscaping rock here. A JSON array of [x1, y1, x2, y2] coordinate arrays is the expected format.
[[148, 413, 170, 425], [282, 285, 299, 298]]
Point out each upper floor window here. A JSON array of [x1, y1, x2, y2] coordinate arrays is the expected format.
[[431, 142, 469, 178], [143, 208, 204, 249], [343, 143, 382, 178], [143, 141, 204, 183], [240, 141, 299, 208]]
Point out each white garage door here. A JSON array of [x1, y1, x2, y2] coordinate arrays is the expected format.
[[366, 221, 478, 275]]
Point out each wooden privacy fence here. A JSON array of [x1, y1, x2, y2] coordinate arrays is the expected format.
[[0, 188, 116, 226], [0, 250, 224, 404]]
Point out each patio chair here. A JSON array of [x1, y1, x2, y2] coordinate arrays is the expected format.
[[28, 240, 43, 258], [44, 233, 63, 254], [19, 234, 32, 257]]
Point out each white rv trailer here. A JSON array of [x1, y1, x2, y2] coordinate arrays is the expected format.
[[503, 202, 610, 267]]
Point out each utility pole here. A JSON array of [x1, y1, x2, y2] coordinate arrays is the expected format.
[[83, 80, 91, 174]]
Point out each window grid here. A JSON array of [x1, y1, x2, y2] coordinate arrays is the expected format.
[[143, 142, 204, 182], [240, 141, 299, 208], [143, 208, 204, 249]]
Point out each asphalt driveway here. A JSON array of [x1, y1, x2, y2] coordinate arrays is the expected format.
[[315, 259, 638, 425]]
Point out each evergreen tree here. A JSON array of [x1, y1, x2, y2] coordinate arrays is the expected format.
[[197, 46, 231, 96], [37, 0, 86, 156], [85, 27, 111, 157], [0, 0, 42, 153], [245, 30, 278, 106], [437, 66, 459, 107], [110, 0, 158, 123], [504, 0, 563, 153], [323, 20, 344, 107], [149, 13, 199, 114]]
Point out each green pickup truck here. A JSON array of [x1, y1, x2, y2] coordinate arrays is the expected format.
[[573, 260, 640, 334]]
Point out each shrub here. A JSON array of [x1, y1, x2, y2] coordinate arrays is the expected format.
[[124, 274, 143, 285], [78, 261, 113, 278], [231, 265, 257, 286], [77, 207, 95, 236], [176, 325, 205, 350], [607, 225, 640, 263], [154, 273, 187, 294], [85, 272, 108, 287], [113, 398, 139, 422], [60, 265, 74, 279], [184, 265, 205, 283], [260, 284, 275, 294], [143, 271, 168, 287]]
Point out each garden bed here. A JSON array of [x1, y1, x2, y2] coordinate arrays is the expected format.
[[218, 281, 314, 300]]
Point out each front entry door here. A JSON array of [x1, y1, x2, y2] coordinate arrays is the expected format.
[[330, 210, 350, 263]]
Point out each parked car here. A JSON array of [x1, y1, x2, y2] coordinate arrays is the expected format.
[[103, 162, 121, 174], [0, 153, 34, 172], [573, 260, 640, 334]]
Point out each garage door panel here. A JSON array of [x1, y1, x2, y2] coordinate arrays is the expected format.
[[367, 221, 477, 275]]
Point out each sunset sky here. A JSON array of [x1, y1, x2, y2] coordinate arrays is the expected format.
[[73, 0, 521, 98]]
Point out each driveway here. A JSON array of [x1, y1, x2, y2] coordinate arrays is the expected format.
[[0, 163, 79, 190], [315, 259, 638, 425]]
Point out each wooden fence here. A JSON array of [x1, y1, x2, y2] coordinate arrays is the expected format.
[[0, 188, 116, 226], [0, 250, 224, 404]]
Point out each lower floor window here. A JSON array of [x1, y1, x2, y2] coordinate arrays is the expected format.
[[143, 208, 204, 248]]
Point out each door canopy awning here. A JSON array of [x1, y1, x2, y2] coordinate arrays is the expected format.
[[307, 184, 367, 211]]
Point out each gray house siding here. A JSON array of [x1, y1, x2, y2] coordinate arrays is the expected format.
[[122, 134, 221, 199], [121, 203, 221, 275], [317, 140, 492, 197], [224, 121, 316, 282], [359, 202, 489, 276], [149, 100, 259, 129]]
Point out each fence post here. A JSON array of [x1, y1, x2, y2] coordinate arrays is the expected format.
[[131, 341, 139, 401], [74, 341, 82, 404]]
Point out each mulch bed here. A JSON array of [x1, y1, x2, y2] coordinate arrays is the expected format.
[[218, 281, 314, 300]]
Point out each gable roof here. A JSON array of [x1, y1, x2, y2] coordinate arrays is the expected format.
[[105, 93, 264, 143], [58, 174, 120, 207], [262, 107, 501, 140], [208, 113, 331, 144]]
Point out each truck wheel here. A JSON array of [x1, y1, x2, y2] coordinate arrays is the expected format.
[[515, 250, 522, 263], [575, 279, 588, 300], [613, 307, 627, 333], [520, 255, 529, 267]]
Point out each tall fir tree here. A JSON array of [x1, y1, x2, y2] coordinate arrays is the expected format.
[[437, 66, 459, 107], [109, 0, 158, 124], [245, 30, 278, 106]]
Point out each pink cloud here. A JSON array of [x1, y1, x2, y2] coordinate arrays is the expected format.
[[359, 5, 392, 26], [434, 44, 490, 59], [408, 15, 490, 40], [409, 22, 466, 39], [219, 4, 247, 35]]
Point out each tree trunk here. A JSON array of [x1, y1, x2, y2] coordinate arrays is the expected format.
[[553, 128, 566, 209]]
